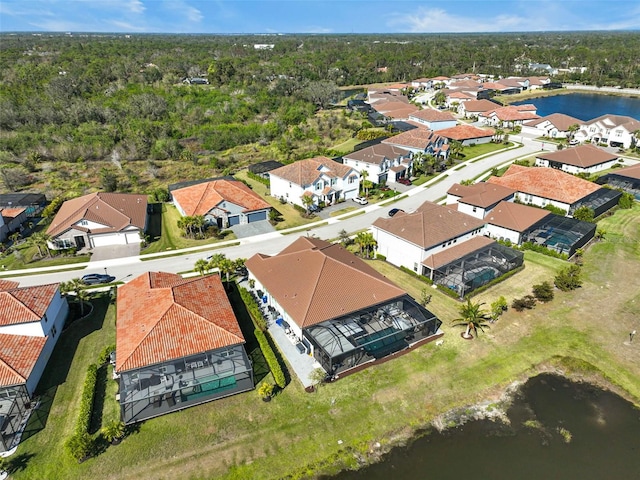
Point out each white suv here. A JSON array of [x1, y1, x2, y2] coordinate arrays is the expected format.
[[353, 196, 368, 205]]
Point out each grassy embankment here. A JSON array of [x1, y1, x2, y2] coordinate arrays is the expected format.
[[10, 204, 640, 480]]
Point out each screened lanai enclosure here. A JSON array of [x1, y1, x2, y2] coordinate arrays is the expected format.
[[0, 384, 30, 453], [426, 242, 524, 298], [305, 295, 442, 376], [522, 215, 596, 257], [119, 345, 254, 424]]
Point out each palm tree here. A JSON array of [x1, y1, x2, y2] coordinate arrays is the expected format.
[[218, 257, 235, 284], [354, 231, 377, 259], [194, 259, 209, 276], [101, 420, 125, 444], [567, 123, 580, 143], [360, 170, 371, 198], [451, 299, 491, 339], [74, 280, 90, 316], [206, 253, 225, 273], [300, 193, 315, 215]]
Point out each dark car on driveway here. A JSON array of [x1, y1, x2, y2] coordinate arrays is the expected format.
[[81, 274, 116, 285], [388, 208, 404, 217], [397, 177, 412, 186]]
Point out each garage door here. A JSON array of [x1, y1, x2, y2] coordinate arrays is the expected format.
[[247, 211, 267, 223], [125, 232, 141, 244], [91, 233, 126, 247], [228, 215, 240, 226]]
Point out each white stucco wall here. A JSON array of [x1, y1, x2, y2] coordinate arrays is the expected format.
[[484, 224, 521, 244], [457, 202, 487, 219]]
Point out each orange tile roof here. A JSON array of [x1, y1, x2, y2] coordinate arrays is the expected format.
[[372, 201, 486, 249], [0, 207, 26, 219], [487, 165, 601, 204], [422, 236, 495, 270], [484, 201, 552, 231], [171, 179, 270, 216], [269, 157, 356, 186], [409, 109, 456, 122], [47, 192, 147, 238], [537, 144, 618, 168], [447, 182, 515, 208], [437, 124, 496, 141], [461, 99, 503, 113], [482, 106, 539, 122], [0, 334, 47, 387], [0, 279, 20, 291], [382, 128, 443, 151], [0, 283, 60, 326], [116, 272, 245, 372], [245, 237, 406, 329]]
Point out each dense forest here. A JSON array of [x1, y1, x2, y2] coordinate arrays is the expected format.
[[0, 31, 639, 196]]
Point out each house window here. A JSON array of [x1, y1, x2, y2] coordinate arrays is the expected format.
[[348, 176, 356, 184], [51, 324, 57, 338], [289, 182, 292, 188], [615, 130, 622, 137], [80, 220, 88, 226], [43, 314, 48, 323], [589, 127, 595, 133], [316, 182, 322, 190], [472, 207, 477, 213], [332, 178, 337, 186], [413, 262, 418, 272]]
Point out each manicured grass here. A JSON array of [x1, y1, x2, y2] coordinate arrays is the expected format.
[[0, 245, 90, 271], [330, 206, 359, 217], [331, 137, 367, 154], [11, 205, 640, 480]]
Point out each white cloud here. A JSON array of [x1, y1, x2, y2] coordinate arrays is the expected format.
[[161, 1, 204, 24], [389, 7, 533, 33], [304, 26, 332, 34]]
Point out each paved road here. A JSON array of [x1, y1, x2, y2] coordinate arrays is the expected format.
[[8, 135, 544, 287]]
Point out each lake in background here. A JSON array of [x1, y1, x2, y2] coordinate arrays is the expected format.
[[513, 92, 640, 121], [328, 374, 640, 480]]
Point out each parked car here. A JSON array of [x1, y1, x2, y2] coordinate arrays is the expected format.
[[388, 208, 404, 217], [81, 273, 116, 285], [397, 177, 412, 186], [569, 139, 580, 146], [353, 196, 369, 205]]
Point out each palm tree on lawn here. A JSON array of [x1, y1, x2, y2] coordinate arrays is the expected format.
[[451, 299, 491, 339], [218, 257, 235, 284], [568, 123, 580, 143], [354, 231, 377, 259], [194, 258, 209, 276], [300, 193, 315, 215], [360, 170, 370, 198]]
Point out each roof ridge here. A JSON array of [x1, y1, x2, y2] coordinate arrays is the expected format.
[[169, 302, 245, 344], [301, 253, 328, 327]]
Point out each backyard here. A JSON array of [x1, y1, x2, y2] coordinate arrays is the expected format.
[[6, 204, 640, 480]]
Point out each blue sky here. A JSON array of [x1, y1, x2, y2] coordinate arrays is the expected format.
[[1, 1, 639, 34]]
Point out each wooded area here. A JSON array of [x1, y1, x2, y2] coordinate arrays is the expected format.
[[0, 32, 638, 196]]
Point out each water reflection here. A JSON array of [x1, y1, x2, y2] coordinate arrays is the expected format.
[[330, 374, 640, 480]]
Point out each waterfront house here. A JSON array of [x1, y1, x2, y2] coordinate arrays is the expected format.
[[534, 144, 619, 175], [574, 114, 640, 149]]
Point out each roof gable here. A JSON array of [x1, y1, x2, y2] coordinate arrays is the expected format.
[[485, 201, 552, 231], [172, 179, 271, 216], [0, 283, 59, 326], [537, 144, 618, 168], [0, 334, 47, 387], [270, 157, 355, 186]]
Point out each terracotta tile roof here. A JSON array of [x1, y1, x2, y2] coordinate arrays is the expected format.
[[343, 144, 410, 165], [245, 237, 406, 329], [0, 279, 20, 291], [447, 91, 475, 99], [47, 192, 147, 238], [447, 182, 515, 208], [609, 162, 640, 181], [409, 109, 456, 122], [382, 128, 443, 151], [524, 113, 583, 130], [0, 283, 60, 326], [449, 79, 481, 90], [269, 157, 356, 186], [487, 165, 601, 204], [437, 124, 495, 141], [116, 272, 244, 372], [482, 106, 539, 122], [390, 165, 406, 172], [372, 201, 485, 249], [172, 179, 270, 216], [537, 144, 618, 168], [0, 334, 47, 387], [422, 235, 495, 270], [461, 99, 503, 113], [484, 201, 552, 232], [0, 207, 26, 219], [374, 102, 419, 119], [430, 76, 450, 81]]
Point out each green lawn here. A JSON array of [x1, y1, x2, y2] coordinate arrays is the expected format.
[[9, 205, 640, 480]]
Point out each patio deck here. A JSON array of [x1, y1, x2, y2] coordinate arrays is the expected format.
[[267, 321, 320, 389]]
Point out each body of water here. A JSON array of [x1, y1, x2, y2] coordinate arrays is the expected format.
[[329, 374, 640, 480], [513, 92, 640, 121]]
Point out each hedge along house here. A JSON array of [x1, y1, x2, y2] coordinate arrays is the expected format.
[[171, 178, 271, 228], [46, 192, 148, 250], [245, 237, 442, 378], [116, 272, 253, 424], [372, 201, 524, 298], [0, 280, 68, 453]]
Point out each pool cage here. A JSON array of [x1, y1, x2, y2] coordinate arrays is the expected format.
[[570, 188, 621, 218], [426, 242, 524, 298], [597, 175, 640, 200], [304, 295, 442, 376], [522, 215, 596, 256]]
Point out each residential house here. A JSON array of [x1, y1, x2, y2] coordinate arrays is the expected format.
[[269, 157, 360, 208], [457, 99, 503, 119], [444, 90, 476, 108], [46, 192, 148, 250], [116, 272, 253, 424], [0, 281, 68, 452], [171, 178, 271, 228], [522, 113, 583, 139], [408, 109, 457, 131], [478, 105, 539, 128], [596, 162, 640, 199], [0, 193, 46, 218], [382, 128, 449, 159], [1, 207, 28, 236], [446, 182, 515, 219], [574, 114, 640, 148], [487, 164, 621, 217], [246, 237, 442, 377], [437, 125, 496, 147], [535, 144, 619, 175], [342, 144, 412, 184], [372, 201, 523, 297], [410, 77, 432, 89]]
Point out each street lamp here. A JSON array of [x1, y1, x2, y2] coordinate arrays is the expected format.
[[104, 267, 108, 276], [630, 330, 636, 342]]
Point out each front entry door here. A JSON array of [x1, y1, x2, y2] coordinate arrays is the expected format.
[[74, 236, 85, 248]]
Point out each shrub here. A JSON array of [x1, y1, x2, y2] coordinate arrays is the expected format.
[[75, 363, 98, 435], [532, 281, 555, 302], [490, 296, 508, 321], [618, 192, 635, 209], [97, 343, 116, 365], [512, 295, 537, 312], [521, 242, 569, 260], [239, 287, 267, 331], [255, 328, 286, 388], [572, 205, 595, 223], [554, 264, 583, 291], [246, 170, 270, 187], [375, 253, 386, 261], [65, 432, 94, 462]]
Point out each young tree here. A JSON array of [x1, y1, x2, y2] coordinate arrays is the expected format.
[[512, 295, 537, 312], [490, 296, 508, 322], [420, 287, 432, 307], [532, 281, 554, 302], [572, 206, 595, 223], [554, 264, 583, 291], [300, 194, 315, 215], [451, 300, 491, 339], [338, 229, 352, 247]]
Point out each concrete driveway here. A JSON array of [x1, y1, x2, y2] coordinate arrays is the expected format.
[[89, 243, 141, 262], [229, 220, 275, 239]]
